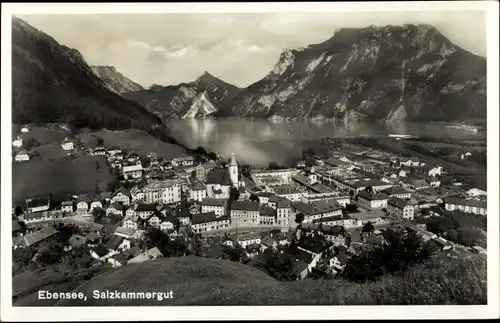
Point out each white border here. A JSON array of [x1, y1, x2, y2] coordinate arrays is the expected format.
[[1, 1, 499, 321]]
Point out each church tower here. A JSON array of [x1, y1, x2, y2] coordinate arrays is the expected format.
[[229, 153, 239, 187]]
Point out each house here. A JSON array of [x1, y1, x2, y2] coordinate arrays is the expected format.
[[330, 252, 349, 273], [110, 160, 122, 169], [12, 136, 23, 148], [171, 156, 195, 167], [148, 215, 162, 228], [428, 176, 441, 188], [114, 226, 136, 239], [245, 243, 261, 259], [191, 212, 230, 234], [110, 188, 131, 206], [122, 214, 139, 230], [256, 191, 275, 205], [401, 178, 430, 190], [122, 164, 143, 180], [273, 185, 303, 202], [201, 198, 228, 216], [105, 236, 131, 253], [89, 199, 103, 212], [159, 160, 173, 171], [21, 125, 30, 133], [107, 253, 128, 268], [349, 211, 390, 228], [90, 245, 113, 261], [383, 186, 411, 200], [130, 187, 145, 203], [126, 151, 140, 163], [259, 206, 277, 225], [15, 149, 30, 162], [143, 179, 183, 204], [189, 180, 207, 202], [358, 191, 389, 209], [237, 233, 262, 248], [76, 195, 92, 213], [26, 196, 51, 214], [276, 198, 292, 227], [428, 166, 443, 177], [292, 198, 343, 223], [160, 217, 176, 232], [387, 196, 415, 220], [467, 188, 487, 197], [61, 138, 74, 151], [260, 236, 278, 253], [13, 228, 58, 249], [175, 208, 191, 225], [134, 203, 157, 220], [106, 203, 125, 216], [443, 197, 487, 215], [399, 157, 421, 167], [61, 200, 75, 214], [107, 147, 122, 156], [93, 146, 106, 156], [350, 178, 393, 194], [230, 200, 261, 225]]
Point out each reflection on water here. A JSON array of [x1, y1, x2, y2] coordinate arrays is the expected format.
[[165, 119, 484, 167]]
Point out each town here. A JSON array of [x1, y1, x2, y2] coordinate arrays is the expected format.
[[12, 124, 488, 291]]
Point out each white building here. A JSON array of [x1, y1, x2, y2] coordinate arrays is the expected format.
[[122, 164, 143, 180], [428, 166, 443, 177], [273, 185, 303, 201], [230, 200, 261, 225], [15, 149, 30, 162], [387, 196, 415, 220], [444, 197, 487, 216], [276, 198, 292, 227], [357, 191, 389, 210], [21, 126, 30, 133], [189, 180, 207, 202], [61, 138, 74, 151], [110, 189, 131, 206], [12, 136, 23, 148], [201, 198, 227, 216], [191, 212, 230, 234], [171, 156, 195, 167], [143, 179, 183, 205]]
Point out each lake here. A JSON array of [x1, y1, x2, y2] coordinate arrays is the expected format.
[[164, 119, 486, 167]]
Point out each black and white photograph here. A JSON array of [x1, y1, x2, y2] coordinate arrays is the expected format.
[[1, 1, 499, 320]]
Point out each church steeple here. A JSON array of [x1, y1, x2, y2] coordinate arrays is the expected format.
[[229, 153, 239, 186]]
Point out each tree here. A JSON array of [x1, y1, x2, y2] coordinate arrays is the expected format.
[[249, 194, 259, 202], [456, 228, 483, 247], [362, 222, 375, 235], [24, 138, 42, 150], [207, 152, 218, 161], [364, 186, 374, 194], [92, 207, 105, 223], [341, 229, 435, 283], [446, 229, 458, 242], [295, 213, 305, 225], [268, 161, 280, 170], [194, 146, 208, 156], [229, 187, 240, 201], [240, 164, 252, 178], [96, 137, 104, 146]]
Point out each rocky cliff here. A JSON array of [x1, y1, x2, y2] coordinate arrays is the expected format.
[[216, 24, 486, 123], [123, 72, 241, 119], [91, 65, 145, 94]]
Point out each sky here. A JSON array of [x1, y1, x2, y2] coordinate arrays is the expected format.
[[19, 11, 486, 88]]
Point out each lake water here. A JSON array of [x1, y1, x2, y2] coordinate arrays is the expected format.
[[164, 119, 486, 167]]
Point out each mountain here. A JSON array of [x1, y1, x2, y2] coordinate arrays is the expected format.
[[12, 17, 161, 131], [216, 24, 486, 123], [90, 65, 145, 94], [122, 71, 241, 119]]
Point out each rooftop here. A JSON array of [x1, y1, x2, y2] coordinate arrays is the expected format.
[[122, 164, 143, 172], [206, 167, 232, 186], [357, 191, 389, 201], [201, 198, 228, 207], [231, 200, 260, 212], [191, 212, 229, 225], [444, 197, 487, 209]]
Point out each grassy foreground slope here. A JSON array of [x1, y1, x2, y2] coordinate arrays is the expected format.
[[57, 254, 487, 306]]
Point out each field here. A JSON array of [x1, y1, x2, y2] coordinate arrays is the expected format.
[[16, 126, 71, 144], [12, 155, 116, 206], [50, 254, 486, 306], [77, 129, 187, 159]]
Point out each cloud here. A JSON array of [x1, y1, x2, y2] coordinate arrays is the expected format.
[[124, 39, 199, 59]]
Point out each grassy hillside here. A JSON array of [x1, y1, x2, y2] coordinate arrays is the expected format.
[[16, 126, 69, 144], [55, 254, 486, 306], [12, 155, 115, 206], [77, 129, 187, 159]]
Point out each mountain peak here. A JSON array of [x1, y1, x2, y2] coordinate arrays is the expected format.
[[195, 71, 217, 83]]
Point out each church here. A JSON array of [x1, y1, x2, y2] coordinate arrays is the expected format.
[[205, 153, 241, 199]]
